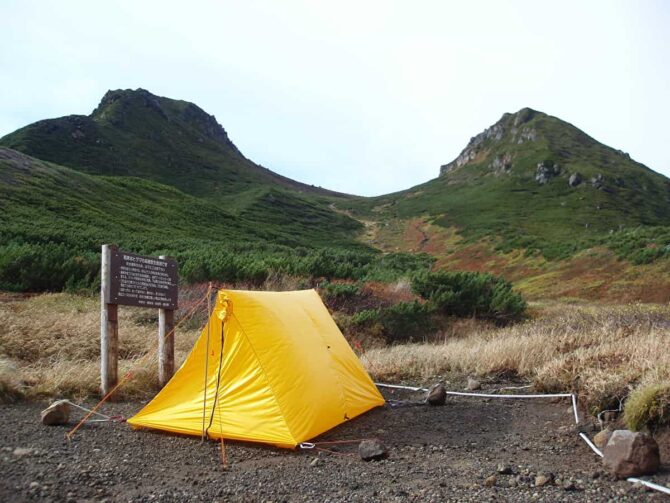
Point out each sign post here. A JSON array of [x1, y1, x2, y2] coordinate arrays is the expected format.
[[100, 244, 119, 395], [158, 255, 175, 387], [100, 245, 178, 395]]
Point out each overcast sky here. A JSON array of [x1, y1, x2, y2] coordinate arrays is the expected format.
[[1, 0, 668, 196]]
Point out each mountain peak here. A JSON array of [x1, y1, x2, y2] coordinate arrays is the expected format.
[[440, 107, 548, 176], [0, 87, 344, 198], [91, 88, 235, 147]]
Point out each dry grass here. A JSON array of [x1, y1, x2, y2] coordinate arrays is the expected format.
[[364, 302, 670, 426], [1, 293, 668, 429], [0, 293, 201, 401]]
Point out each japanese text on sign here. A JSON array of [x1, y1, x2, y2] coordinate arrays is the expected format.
[[108, 251, 178, 309]]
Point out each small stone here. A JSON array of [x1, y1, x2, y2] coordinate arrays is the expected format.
[[29, 482, 39, 489], [497, 463, 513, 475], [41, 400, 70, 426], [358, 439, 388, 461], [507, 478, 518, 488], [483, 475, 496, 487], [13, 447, 33, 457], [593, 429, 612, 449], [563, 481, 577, 491], [535, 473, 554, 487], [602, 430, 660, 479], [309, 457, 319, 467], [466, 377, 481, 391], [426, 383, 446, 406]]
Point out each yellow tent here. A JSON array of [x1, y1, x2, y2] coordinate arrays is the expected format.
[[127, 289, 384, 448]]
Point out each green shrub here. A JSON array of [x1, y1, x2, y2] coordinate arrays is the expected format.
[[0, 242, 98, 292], [351, 301, 435, 344], [411, 270, 526, 323], [624, 384, 670, 431], [319, 281, 362, 300]]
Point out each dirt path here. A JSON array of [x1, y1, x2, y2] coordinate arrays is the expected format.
[[1, 388, 668, 502]]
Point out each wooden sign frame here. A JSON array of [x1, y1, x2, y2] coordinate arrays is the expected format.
[[100, 244, 178, 395]]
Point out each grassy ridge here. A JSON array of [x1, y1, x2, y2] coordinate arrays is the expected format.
[[0, 148, 378, 290], [341, 109, 670, 260]]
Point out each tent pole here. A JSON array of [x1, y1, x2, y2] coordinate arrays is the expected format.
[[201, 283, 213, 442]]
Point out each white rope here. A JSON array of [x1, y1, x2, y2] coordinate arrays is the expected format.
[[571, 394, 580, 424], [579, 432, 603, 457], [63, 400, 111, 420], [375, 383, 428, 392], [375, 381, 670, 497], [627, 478, 670, 496], [444, 391, 573, 399]]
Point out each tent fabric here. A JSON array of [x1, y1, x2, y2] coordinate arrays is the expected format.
[[127, 289, 384, 448]]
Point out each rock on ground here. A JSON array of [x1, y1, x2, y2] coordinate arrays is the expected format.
[[426, 383, 446, 406], [593, 429, 612, 450], [41, 400, 70, 426], [602, 430, 660, 479], [466, 378, 481, 391], [358, 439, 388, 461], [535, 472, 554, 487]]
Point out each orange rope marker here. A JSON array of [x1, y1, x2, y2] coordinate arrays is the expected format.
[[66, 288, 212, 441]]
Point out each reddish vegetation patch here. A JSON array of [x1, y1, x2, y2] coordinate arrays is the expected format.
[[362, 280, 419, 305], [401, 219, 430, 253]]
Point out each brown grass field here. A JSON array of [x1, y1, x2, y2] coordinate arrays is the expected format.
[[1, 292, 668, 431]]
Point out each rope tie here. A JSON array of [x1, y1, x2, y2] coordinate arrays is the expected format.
[[299, 438, 378, 458], [66, 287, 212, 441]]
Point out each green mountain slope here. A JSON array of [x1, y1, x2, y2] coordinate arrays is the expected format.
[[3, 90, 670, 297], [342, 108, 670, 259], [0, 88, 342, 199], [0, 148, 371, 291]]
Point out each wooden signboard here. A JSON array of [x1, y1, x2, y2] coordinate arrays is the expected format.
[[100, 244, 178, 395], [107, 250, 178, 309]]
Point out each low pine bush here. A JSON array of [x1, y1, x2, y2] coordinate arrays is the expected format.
[[351, 301, 435, 344], [411, 270, 526, 323]]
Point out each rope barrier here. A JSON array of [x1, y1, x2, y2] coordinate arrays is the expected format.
[[375, 383, 427, 392], [579, 432, 603, 457], [445, 390, 574, 399], [627, 478, 670, 496], [375, 381, 670, 497]]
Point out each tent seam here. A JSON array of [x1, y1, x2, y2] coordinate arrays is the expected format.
[[230, 311, 299, 446], [303, 292, 350, 419]]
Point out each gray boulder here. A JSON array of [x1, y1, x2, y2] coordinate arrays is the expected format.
[[490, 153, 513, 173], [359, 439, 388, 461], [602, 430, 660, 479], [426, 383, 446, 406], [41, 400, 70, 426], [568, 173, 582, 187], [591, 173, 604, 189], [535, 161, 560, 184]]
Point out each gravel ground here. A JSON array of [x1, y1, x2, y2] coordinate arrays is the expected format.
[[1, 388, 668, 502]]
